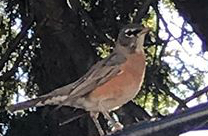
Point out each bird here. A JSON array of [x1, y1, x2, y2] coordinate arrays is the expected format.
[[7, 24, 149, 136]]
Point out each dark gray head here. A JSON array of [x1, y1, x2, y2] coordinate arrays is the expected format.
[[116, 24, 149, 53]]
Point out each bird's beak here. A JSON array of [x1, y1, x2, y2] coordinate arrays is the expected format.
[[140, 27, 150, 35]]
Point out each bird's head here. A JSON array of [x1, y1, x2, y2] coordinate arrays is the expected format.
[[116, 24, 149, 54]]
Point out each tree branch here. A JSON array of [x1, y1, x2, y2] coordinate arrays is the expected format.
[[69, 0, 113, 44], [154, 79, 188, 109], [133, 0, 156, 23], [111, 102, 208, 136], [0, 39, 32, 81], [185, 86, 208, 103], [0, 19, 33, 71]]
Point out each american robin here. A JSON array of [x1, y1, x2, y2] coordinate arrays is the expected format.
[[7, 24, 149, 136]]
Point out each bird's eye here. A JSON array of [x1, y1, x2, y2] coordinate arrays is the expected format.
[[124, 29, 141, 37]]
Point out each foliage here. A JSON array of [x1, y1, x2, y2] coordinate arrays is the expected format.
[[0, 0, 208, 135]]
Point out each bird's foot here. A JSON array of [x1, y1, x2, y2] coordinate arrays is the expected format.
[[111, 122, 124, 132], [106, 122, 124, 135]]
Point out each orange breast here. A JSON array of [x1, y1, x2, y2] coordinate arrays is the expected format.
[[88, 51, 146, 110]]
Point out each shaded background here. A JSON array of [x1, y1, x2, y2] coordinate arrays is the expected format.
[[0, 0, 208, 136]]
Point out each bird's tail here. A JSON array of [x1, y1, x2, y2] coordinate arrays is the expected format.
[[7, 96, 48, 112]]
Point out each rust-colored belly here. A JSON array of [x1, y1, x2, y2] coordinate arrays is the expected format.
[[85, 52, 146, 111]]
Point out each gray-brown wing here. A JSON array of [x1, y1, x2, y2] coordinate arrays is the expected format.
[[7, 51, 126, 111], [47, 51, 127, 98]]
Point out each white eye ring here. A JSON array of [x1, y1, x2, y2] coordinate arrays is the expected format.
[[129, 43, 135, 48], [124, 28, 137, 33], [125, 33, 134, 37], [124, 28, 139, 37]]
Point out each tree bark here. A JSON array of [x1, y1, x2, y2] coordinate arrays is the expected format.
[[30, 0, 97, 135]]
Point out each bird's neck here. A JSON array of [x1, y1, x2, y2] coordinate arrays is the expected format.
[[114, 44, 144, 57], [136, 44, 144, 54], [114, 45, 130, 57], [135, 34, 146, 53]]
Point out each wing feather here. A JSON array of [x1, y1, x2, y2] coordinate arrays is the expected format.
[[7, 51, 127, 111]]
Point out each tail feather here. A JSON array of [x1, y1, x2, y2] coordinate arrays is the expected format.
[[7, 94, 70, 112], [7, 96, 48, 112]]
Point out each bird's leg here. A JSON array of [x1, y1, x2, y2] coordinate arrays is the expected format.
[[99, 103, 123, 133], [59, 113, 86, 126], [102, 111, 123, 133], [90, 111, 105, 136]]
